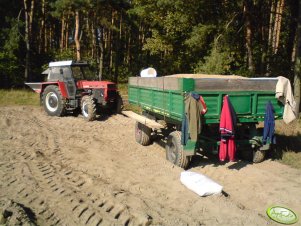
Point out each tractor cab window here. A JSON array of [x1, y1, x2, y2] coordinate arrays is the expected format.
[[71, 66, 85, 80], [72, 66, 96, 80], [48, 66, 72, 81], [49, 67, 63, 81], [61, 67, 72, 80], [82, 66, 95, 80]]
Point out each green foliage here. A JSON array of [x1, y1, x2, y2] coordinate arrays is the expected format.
[[116, 66, 134, 83], [53, 48, 75, 61], [269, 51, 294, 77], [51, 0, 92, 16], [194, 46, 236, 75], [0, 17, 24, 86], [185, 24, 216, 51], [2, 19, 22, 58], [0, 0, 299, 87], [143, 30, 173, 55], [40, 48, 75, 72], [117, 83, 128, 95]]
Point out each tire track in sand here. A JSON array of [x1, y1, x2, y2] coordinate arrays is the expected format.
[[1, 112, 152, 225]]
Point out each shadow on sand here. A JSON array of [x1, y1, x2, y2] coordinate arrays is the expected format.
[[188, 153, 251, 170]]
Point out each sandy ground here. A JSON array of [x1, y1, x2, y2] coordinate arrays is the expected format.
[[0, 106, 300, 226]]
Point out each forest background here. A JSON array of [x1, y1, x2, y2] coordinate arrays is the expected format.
[[0, 0, 300, 111]]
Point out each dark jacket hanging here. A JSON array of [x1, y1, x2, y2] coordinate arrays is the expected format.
[[263, 101, 275, 144]]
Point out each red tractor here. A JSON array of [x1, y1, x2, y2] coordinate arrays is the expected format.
[[26, 60, 123, 121]]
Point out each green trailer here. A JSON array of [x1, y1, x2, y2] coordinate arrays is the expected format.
[[126, 75, 284, 168]]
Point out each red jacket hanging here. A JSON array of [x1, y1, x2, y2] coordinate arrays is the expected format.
[[219, 95, 236, 162]]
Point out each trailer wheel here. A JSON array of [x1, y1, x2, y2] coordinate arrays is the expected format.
[[135, 122, 152, 146], [42, 85, 66, 116], [253, 149, 265, 163], [81, 95, 96, 121], [166, 131, 190, 169], [115, 94, 123, 114]]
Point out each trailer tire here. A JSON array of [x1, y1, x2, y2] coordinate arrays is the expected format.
[[135, 122, 152, 146], [253, 149, 265, 163], [115, 94, 123, 114], [166, 131, 190, 169], [81, 95, 96, 121], [42, 85, 66, 116]]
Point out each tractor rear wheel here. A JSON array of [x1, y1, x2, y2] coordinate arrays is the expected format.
[[166, 131, 191, 169], [42, 85, 66, 116], [135, 122, 152, 146], [81, 95, 96, 121]]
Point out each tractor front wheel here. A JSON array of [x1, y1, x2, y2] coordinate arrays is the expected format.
[[81, 95, 96, 121], [42, 85, 66, 116], [166, 131, 191, 169]]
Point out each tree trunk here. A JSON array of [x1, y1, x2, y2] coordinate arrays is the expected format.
[[24, 0, 29, 81], [114, 13, 122, 82], [60, 15, 65, 51], [109, 10, 115, 78], [29, 0, 34, 38], [39, 0, 45, 54], [272, 0, 285, 54], [44, 11, 48, 52], [49, 26, 51, 49], [288, 0, 298, 63], [91, 19, 96, 59], [294, 1, 301, 116], [97, 28, 104, 81], [74, 10, 81, 61], [65, 16, 69, 50], [86, 15, 91, 57], [268, 0, 276, 48], [244, 0, 255, 73], [45, 25, 48, 51], [126, 32, 131, 65], [266, 0, 277, 73], [23, 0, 34, 82]]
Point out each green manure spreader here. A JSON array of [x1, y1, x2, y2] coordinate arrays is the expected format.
[[125, 75, 284, 168]]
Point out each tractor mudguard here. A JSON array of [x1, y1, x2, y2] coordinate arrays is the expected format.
[[41, 82, 69, 98]]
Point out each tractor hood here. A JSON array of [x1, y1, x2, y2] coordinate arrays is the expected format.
[[77, 81, 116, 89]]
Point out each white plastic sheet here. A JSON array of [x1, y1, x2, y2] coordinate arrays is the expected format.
[[180, 171, 223, 197], [140, 67, 157, 77]]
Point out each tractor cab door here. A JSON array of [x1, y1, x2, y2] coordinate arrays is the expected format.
[[60, 66, 76, 99]]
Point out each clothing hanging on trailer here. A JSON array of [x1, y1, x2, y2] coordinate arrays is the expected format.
[[219, 95, 236, 162], [263, 101, 276, 144]]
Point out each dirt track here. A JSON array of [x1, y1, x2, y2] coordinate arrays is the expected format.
[[0, 106, 300, 225]]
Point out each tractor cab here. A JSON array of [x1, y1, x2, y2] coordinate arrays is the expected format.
[[46, 61, 95, 81], [45, 61, 94, 99]]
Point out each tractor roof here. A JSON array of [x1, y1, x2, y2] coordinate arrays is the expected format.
[[49, 60, 88, 67]]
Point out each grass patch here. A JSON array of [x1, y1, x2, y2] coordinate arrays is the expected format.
[[123, 103, 142, 113], [0, 89, 40, 106], [0, 86, 140, 112], [117, 83, 141, 113], [279, 151, 301, 169], [274, 119, 301, 169], [117, 83, 128, 96]]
